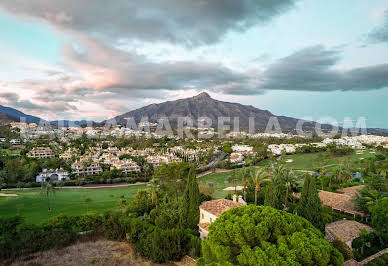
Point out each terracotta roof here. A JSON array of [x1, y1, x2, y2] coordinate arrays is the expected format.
[[318, 190, 365, 216], [337, 185, 365, 197], [198, 223, 210, 232], [295, 190, 365, 216], [325, 220, 372, 243], [199, 199, 244, 217]]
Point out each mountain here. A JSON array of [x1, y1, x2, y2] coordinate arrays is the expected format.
[[109, 92, 324, 133], [0, 111, 18, 124], [50, 120, 91, 127], [0, 104, 91, 127], [0, 105, 44, 124]]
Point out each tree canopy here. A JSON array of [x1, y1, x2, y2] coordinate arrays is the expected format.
[[200, 206, 343, 266]]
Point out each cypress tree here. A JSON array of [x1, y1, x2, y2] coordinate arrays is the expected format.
[[297, 175, 324, 231], [179, 167, 200, 229], [264, 183, 283, 210]]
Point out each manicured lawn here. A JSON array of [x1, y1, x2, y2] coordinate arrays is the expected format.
[[257, 150, 380, 170], [198, 150, 381, 199], [198, 170, 237, 199], [0, 185, 145, 224]]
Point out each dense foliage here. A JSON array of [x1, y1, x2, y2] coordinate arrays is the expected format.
[[200, 206, 343, 265], [365, 253, 388, 266], [297, 175, 324, 231]]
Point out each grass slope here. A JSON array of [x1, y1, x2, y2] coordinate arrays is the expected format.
[[0, 185, 145, 224]]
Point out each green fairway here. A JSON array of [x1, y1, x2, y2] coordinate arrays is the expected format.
[[198, 150, 381, 199], [257, 150, 379, 170], [0, 185, 145, 224]]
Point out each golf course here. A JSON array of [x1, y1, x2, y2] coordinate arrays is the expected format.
[[0, 184, 146, 224], [198, 150, 379, 199]]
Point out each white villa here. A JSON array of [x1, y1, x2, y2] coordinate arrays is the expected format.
[[232, 144, 253, 153], [198, 196, 246, 239], [36, 168, 69, 182]]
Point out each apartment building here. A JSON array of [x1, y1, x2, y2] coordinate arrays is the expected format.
[[71, 160, 103, 176], [113, 159, 141, 174], [27, 147, 55, 159]]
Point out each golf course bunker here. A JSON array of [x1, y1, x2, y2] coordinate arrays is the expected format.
[[223, 186, 244, 191], [0, 193, 18, 197]]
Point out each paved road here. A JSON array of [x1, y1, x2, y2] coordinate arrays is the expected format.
[[204, 151, 227, 168]]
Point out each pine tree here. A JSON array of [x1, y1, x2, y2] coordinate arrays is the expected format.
[[179, 167, 200, 229], [297, 175, 324, 231]]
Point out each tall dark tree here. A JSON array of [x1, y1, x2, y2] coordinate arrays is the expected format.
[[297, 175, 324, 231], [179, 168, 200, 229], [264, 183, 283, 210]]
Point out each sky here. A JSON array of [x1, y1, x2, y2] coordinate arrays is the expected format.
[[0, 0, 388, 127]]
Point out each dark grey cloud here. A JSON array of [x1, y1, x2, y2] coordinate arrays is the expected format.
[[260, 45, 388, 91], [0, 92, 41, 110], [0, 89, 77, 113], [369, 10, 388, 42], [0, 0, 297, 47]]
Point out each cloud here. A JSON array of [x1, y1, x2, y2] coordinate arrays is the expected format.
[[39, 36, 258, 95], [0, 0, 297, 47], [369, 10, 388, 42], [0, 92, 41, 110], [260, 45, 388, 91]]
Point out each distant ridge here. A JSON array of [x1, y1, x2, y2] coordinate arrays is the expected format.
[[0, 104, 90, 126], [0, 105, 43, 124]]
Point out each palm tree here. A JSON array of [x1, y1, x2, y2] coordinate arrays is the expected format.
[[228, 172, 239, 194], [148, 178, 161, 207], [270, 164, 286, 184], [362, 189, 387, 213], [332, 164, 352, 184], [280, 169, 297, 208], [41, 183, 55, 212], [238, 168, 250, 201], [251, 168, 271, 205]]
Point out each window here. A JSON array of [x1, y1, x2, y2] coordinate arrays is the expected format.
[[201, 213, 204, 219], [210, 217, 212, 223]]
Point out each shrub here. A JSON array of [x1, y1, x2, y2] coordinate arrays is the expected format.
[[77, 212, 103, 232], [332, 238, 353, 260], [103, 212, 127, 241], [136, 228, 190, 263], [0, 215, 77, 260], [188, 234, 202, 258]]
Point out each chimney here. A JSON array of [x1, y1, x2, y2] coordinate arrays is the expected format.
[[238, 195, 247, 205], [232, 194, 237, 202]]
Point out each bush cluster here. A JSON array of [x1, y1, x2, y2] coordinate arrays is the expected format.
[[103, 212, 200, 263]]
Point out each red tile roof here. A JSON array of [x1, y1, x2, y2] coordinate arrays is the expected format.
[[199, 199, 244, 217]]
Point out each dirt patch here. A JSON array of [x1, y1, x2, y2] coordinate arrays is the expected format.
[[9, 239, 195, 266]]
